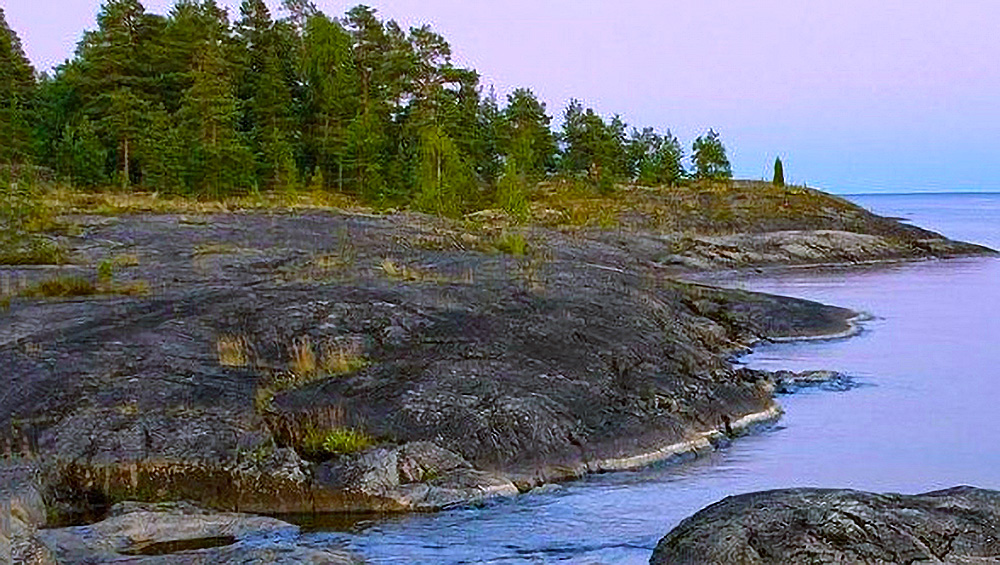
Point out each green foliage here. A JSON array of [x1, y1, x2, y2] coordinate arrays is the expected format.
[[773, 156, 785, 186], [494, 230, 527, 256], [13, 1, 762, 219], [0, 171, 64, 265], [501, 88, 557, 179], [559, 99, 629, 191], [97, 259, 114, 283], [630, 127, 685, 186], [301, 425, 374, 457], [413, 125, 475, 217], [495, 157, 530, 221], [57, 119, 108, 188], [692, 129, 732, 180], [0, 8, 37, 166]]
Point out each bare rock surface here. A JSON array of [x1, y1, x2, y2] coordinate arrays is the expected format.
[[0, 211, 859, 519], [651, 486, 1000, 565], [34, 501, 361, 564], [0, 187, 992, 525]]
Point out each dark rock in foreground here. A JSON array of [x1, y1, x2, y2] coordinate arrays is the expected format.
[[31, 501, 361, 564], [651, 486, 1000, 564]]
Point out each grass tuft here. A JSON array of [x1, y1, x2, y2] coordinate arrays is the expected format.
[[494, 231, 527, 256], [301, 425, 374, 457], [20, 276, 96, 298], [289, 336, 317, 378], [217, 335, 250, 367]]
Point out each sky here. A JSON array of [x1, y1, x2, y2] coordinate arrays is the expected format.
[[5, 0, 1000, 193]]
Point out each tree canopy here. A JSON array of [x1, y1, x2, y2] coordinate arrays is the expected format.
[[691, 129, 732, 180], [7, 1, 750, 213]]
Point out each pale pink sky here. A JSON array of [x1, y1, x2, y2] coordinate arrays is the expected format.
[[7, 0, 1000, 192]]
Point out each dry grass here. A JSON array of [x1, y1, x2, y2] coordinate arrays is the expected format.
[[19, 276, 96, 298], [0, 237, 66, 265], [111, 253, 140, 267], [253, 336, 369, 413], [321, 340, 369, 375], [193, 242, 247, 256], [42, 186, 366, 216], [528, 179, 858, 235], [217, 335, 250, 367], [289, 336, 317, 377], [380, 258, 474, 285]]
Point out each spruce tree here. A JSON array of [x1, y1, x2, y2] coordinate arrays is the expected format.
[[501, 88, 557, 180], [773, 156, 785, 186], [300, 13, 357, 191], [177, 35, 251, 196]]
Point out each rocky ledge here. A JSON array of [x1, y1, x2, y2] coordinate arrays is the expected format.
[[0, 182, 994, 533], [651, 486, 1000, 564], [7, 495, 360, 564]]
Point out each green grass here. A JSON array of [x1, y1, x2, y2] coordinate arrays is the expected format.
[[301, 425, 375, 456], [494, 231, 527, 256]]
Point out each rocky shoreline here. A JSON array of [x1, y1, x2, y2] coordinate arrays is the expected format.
[[1, 184, 995, 562]]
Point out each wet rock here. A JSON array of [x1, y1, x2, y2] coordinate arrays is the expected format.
[[314, 442, 518, 511], [769, 370, 857, 393], [651, 486, 1000, 564], [34, 501, 361, 564]]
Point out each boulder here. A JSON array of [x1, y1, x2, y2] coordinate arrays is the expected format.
[[651, 486, 1000, 564]]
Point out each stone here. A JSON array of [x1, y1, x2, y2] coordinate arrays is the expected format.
[[651, 486, 1000, 564]]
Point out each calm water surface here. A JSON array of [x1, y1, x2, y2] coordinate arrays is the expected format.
[[314, 193, 1000, 564]]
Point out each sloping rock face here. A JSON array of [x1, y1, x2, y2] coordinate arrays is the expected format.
[[0, 212, 857, 517], [651, 486, 1000, 564]]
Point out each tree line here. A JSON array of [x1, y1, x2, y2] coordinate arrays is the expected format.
[[0, 1, 734, 216]]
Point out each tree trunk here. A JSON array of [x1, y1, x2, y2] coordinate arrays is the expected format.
[[123, 137, 130, 190]]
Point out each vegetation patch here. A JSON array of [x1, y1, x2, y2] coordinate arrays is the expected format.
[[19, 276, 97, 298], [0, 237, 65, 265], [494, 231, 528, 256], [216, 335, 250, 368], [16, 274, 150, 300], [301, 425, 375, 457], [251, 336, 368, 413]]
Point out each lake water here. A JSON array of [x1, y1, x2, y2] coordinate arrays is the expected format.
[[317, 193, 1000, 564]]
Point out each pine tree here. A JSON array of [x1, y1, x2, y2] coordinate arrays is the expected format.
[[0, 8, 37, 166], [177, 35, 252, 196], [300, 12, 357, 191], [628, 127, 685, 186], [501, 88, 557, 180], [78, 0, 157, 187], [236, 0, 299, 189], [558, 100, 629, 191], [692, 129, 732, 180]]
